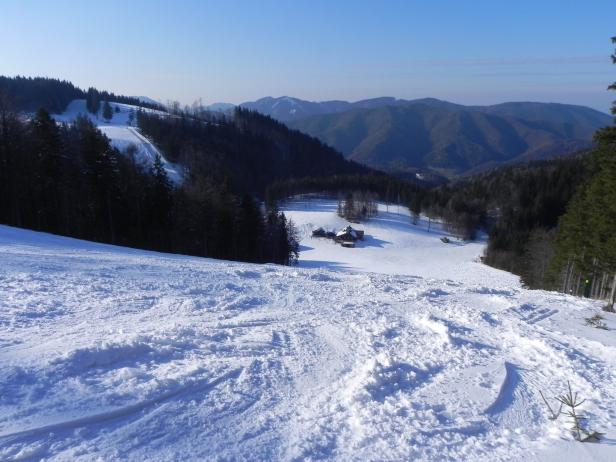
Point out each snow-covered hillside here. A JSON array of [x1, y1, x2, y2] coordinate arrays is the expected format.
[[52, 100, 183, 184], [1, 200, 615, 461]]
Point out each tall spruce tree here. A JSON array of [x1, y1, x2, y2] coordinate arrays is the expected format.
[[76, 115, 120, 243], [86, 87, 100, 114], [102, 100, 113, 122], [145, 154, 172, 248], [29, 108, 63, 231], [0, 94, 27, 226]]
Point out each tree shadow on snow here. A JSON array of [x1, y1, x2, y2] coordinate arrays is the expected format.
[[355, 235, 391, 248], [297, 259, 352, 272]]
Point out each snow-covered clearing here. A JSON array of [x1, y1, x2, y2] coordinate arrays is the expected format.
[[52, 100, 183, 184], [282, 200, 516, 285], [1, 199, 615, 461]]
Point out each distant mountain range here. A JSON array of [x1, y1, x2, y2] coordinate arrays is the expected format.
[[205, 102, 236, 112], [240, 96, 447, 122], [216, 96, 445, 120], [236, 96, 612, 177]]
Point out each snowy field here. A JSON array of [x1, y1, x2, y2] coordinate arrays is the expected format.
[[282, 200, 518, 286], [52, 100, 183, 184], [1, 199, 615, 461]]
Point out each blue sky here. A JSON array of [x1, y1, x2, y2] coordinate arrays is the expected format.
[[1, 0, 615, 111]]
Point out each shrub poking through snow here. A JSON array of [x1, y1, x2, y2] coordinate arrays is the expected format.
[[539, 390, 562, 420], [541, 381, 603, 442], [585, 314, 608, 330]]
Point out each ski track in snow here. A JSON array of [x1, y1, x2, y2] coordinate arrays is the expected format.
[[52, 99, 183, 184], [0, 200, 615, 461]]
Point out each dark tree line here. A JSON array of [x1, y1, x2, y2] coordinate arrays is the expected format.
[[0, 76, 164, 114], [337, 191, 378, 222], [551, 143, 616, 302], [265, 173, 424, 207], [85, 87, 164, 114], [415, 156, 590, 284], [0, 99, 297, 265], [0, 76, 83, 113]]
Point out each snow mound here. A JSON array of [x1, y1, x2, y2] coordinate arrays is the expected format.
[[1, 200, 615, 461], [52, 100, 182, 184]]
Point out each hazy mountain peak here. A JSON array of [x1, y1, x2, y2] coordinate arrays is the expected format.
[[206, 102, 236, 112]]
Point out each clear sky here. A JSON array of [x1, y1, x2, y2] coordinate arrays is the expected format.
[[1, 0, 615, 112]]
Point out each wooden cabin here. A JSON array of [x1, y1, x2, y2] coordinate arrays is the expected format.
[[335, 225, 364, 244]]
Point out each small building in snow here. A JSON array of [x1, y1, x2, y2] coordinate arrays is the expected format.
[[312, 227, 337, 239], [335, 225, 364, 242], [312, 227, 326, 238]]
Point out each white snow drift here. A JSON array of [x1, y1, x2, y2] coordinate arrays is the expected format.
[[0, 200, 615, 461]]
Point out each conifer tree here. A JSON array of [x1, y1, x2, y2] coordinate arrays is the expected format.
[[145, 153, 172, 247], [102, 100, 113, 122], [234, 194, 263, 262], [76, 115, 120, 242], [410, 194, 422, 225], [86, 87, 100, 114], [29, 108, 63, 230]]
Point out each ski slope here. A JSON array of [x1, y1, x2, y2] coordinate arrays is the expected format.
[[52, 100, 183, 184], [1, 200, 615, 461]]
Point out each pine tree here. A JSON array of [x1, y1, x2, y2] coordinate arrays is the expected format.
[[277, 212, 290, 265], [234, 195, 263, 262], [77, 115, 120, 243], [286, 218, 300, 265], [410, 194, 421, 225], [145, 153, 172, 247], [102, 100, 113, 122], [29, 108, 63, 231], [86, 88, 100, 114], [343, 192, 355, 221]]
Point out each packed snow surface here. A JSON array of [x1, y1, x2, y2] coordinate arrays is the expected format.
[[1, 199, 615, 461], [52, 100, 183, 184]]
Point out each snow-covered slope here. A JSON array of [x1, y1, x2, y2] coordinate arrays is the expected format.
[[53, 100, 183, 184], [1, 200, 615, 461]]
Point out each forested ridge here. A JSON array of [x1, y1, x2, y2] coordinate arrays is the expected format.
[[0, 76, 164, 113], [287, 99, 610, 177], [0, 99, 300, 265], [0, 72, 380, 266], [418, 155, 591, 283], [136, 107, 370, 195]]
